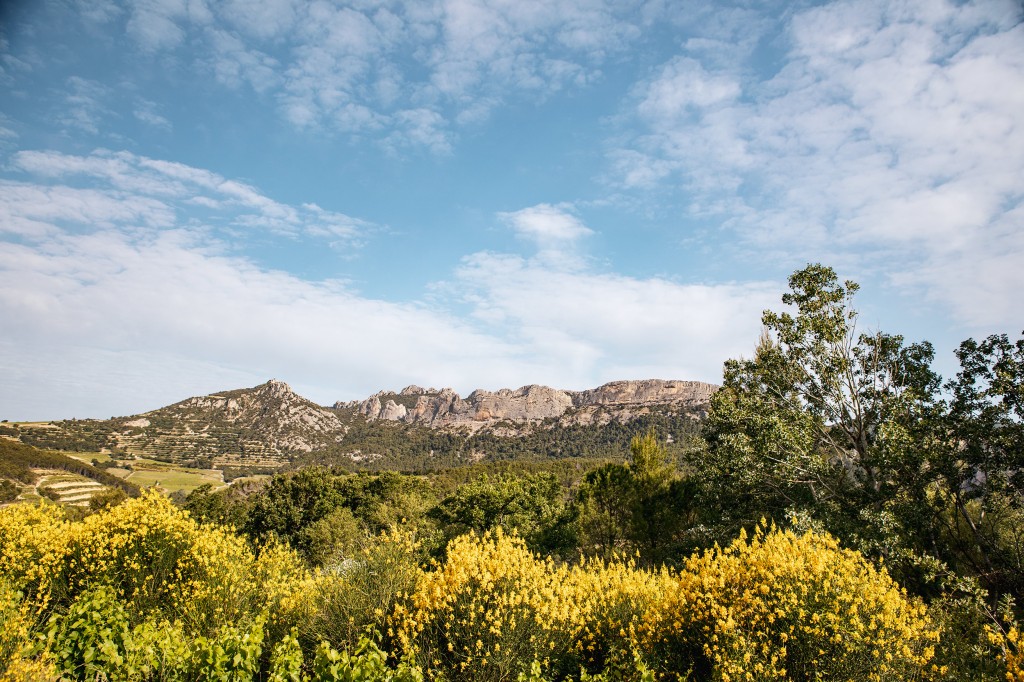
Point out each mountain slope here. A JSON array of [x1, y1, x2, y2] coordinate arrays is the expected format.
[[14, 378, 717, 472]]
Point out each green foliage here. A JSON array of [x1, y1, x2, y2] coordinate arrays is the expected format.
[[13, 420, 116, 453], [0, 438, 139, 497], [183, 482, 252, 528], [939, 332, 1024, 598], [312, 635, 422, 682], [46, 584, 136, 680], [295, 408, 702, 474], [189, 618, 266, 682], [268, 628, 304, 682], [0, 479, 20, 503], [298, 506, 364, 568], [243, 467, 435, 565], [694, 266, 953, 561], [697, 265, 943, 537], [575, 463, 633, 560], [575, 431, 699, 564], [301, 531, 422, 654], [430, 472, 576, 554], [693, 263, 1024, 678]]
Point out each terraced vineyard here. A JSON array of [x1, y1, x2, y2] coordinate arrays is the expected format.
[[36, 472, 108, 506]]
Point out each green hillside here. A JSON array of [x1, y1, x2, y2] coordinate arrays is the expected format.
[[0, 438, 140, 500]]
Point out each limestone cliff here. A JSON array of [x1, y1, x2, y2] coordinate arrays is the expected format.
[[336, 379, 717, 431]]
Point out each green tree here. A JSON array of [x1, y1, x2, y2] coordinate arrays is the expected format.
[[937, 332, 1024, 598], [576, 431, 698, 563], [575, 462, 633, 559], [695, 264, 944, 552], [430, 473, 576, 554], [626, 431, 694, 563]]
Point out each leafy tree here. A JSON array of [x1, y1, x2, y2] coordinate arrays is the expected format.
[[576, 431, 698, 563], [430, 473, 575, 554], [937, 332, 1024, 598], [695, 264, 944, 552], [575, 462, 633, 559], [626, 431, 696, 563], [0, 480, 19, 503]]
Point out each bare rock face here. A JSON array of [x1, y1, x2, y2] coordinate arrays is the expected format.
[[464, 385, 573, 422], [345, 379, 717, 430], [379, 400, 408, 421], [572, 380, 718, 408]]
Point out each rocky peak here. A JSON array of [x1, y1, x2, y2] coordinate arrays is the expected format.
[[572, 380, 718, 408], [258, 379, 294, 399], [344, 379, 717, 430]]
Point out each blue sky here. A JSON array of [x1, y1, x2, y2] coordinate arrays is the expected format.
[[1, 0, 1022, 421]]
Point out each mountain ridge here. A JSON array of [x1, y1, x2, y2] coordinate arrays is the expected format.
[[338, 379, 718, 431], [11, 378, 717, 473]]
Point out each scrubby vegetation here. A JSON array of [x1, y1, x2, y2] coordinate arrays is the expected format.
[[0, 493, 953, 681], [2, 263, 1022, 680]]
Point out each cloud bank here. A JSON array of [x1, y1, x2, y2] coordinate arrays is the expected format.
[[0, 152, 774, 420]]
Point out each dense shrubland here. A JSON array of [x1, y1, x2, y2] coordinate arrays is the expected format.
[[2, 263, 1022, 680], [0, 493, 952, 681]]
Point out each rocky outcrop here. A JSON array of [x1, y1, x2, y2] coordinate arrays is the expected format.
[[114, 380, 345, 465], [338, 379, 717, 430], [573, 380, 718, 408]]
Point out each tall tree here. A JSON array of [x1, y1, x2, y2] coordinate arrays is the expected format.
[[937, 333, 1024, 596], [695, 264, 943, 545]]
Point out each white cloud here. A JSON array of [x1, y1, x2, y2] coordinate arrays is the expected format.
[[132, 99, 172, 130], [0, 148, 781, 420], [57, 77, 112, 135], [0, 226, 520, 420], [0, 219, 776, 420], [614, 0, 1024, 330], [67, 0, 648, 149], [126, 0, 192, 51], [500, 203, 592, 242], [636, 57, 740, 121], [9, 149, 369, 243], [0, 180, 175, 238], [497, 203, 594, 269], [452, 250, 779, 386]]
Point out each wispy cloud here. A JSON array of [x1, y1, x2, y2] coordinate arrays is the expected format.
[[62, 0, 648, 150], [452, 249, 778, 385], [132, 99, 172, 130], [498, 203, 593, 267], [613, 0, 1024, 329], [56, 77, 113, 135], [8, 149, 369, 243]]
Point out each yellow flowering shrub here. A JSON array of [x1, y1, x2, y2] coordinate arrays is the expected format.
[[55, 491, 264, 632], [395, 526, 943, 681], [0, 578, 55, 679], [988, 625, 1024, 682], [0, 503, 71, 610], [303, 528, 422, 653], [1, 492, 309, 638], [560, 556, 672, 676], [395, 529, 582, 681], [639, 525, 940, 681]]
